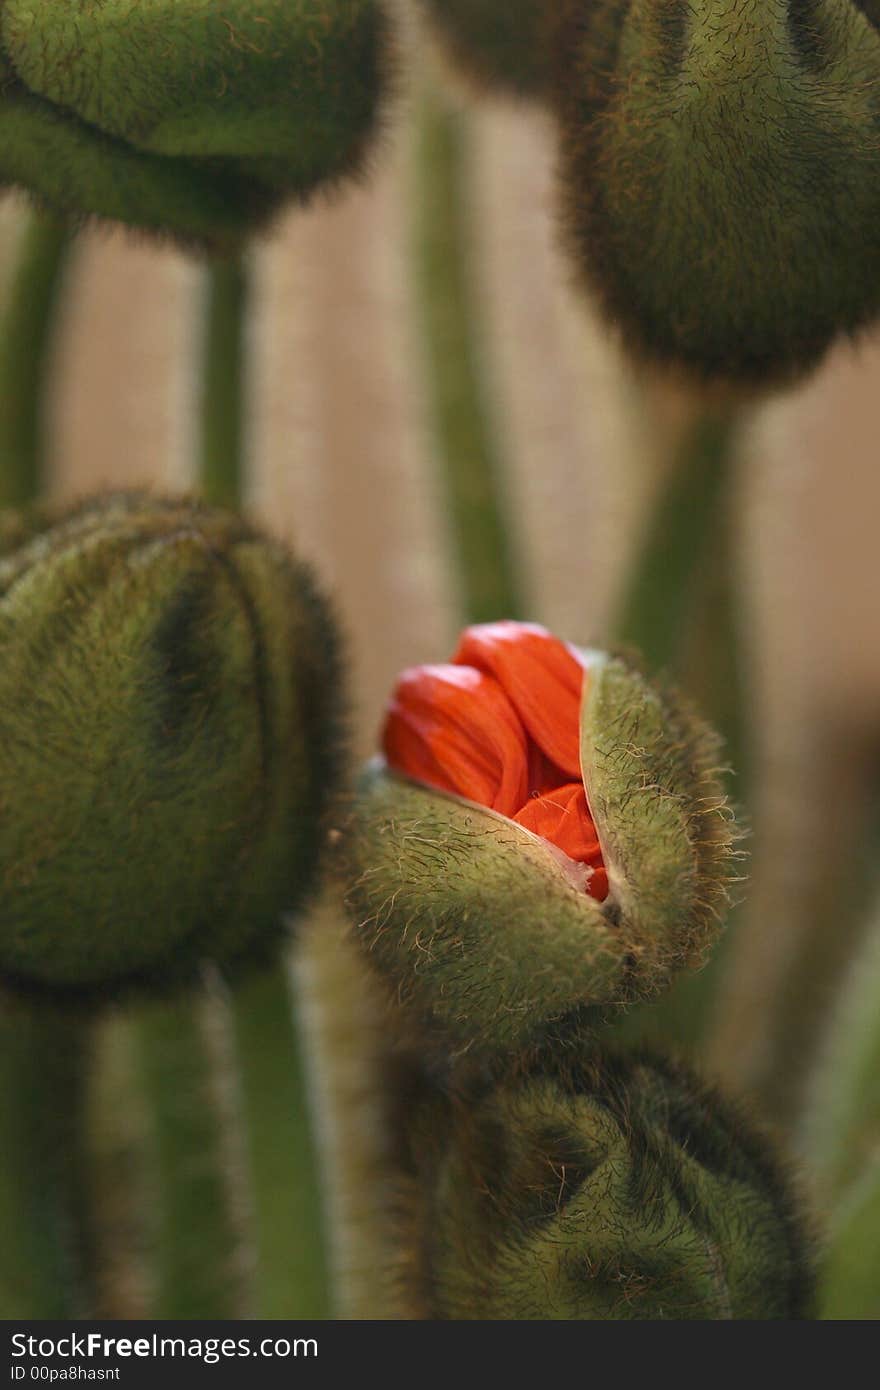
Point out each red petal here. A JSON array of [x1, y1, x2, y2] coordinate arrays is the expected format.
[[513, 783, 608, 901], [382, 664, 529, 818], [452, 622, 584, 778]]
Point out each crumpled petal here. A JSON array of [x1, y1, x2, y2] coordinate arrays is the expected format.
[[452, 621, 584, 779], [513, 783, 608, 900], [382, 663, 529, 817]]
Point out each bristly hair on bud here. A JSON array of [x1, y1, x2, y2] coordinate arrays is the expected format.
[[551, 0, 880, 384], [403, 1046, 817, 1319], [0, 1, 395, 252], [419, 0, 555, 99], [0, 491, 347, 1004], [341, 626, 740, 1056]]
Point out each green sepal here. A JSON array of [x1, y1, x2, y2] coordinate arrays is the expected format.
[[345, 763, 626, 1053]]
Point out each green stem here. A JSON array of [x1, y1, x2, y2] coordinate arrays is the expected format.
[[230, 969, 332, 1317], [137, 995, 244, 1319], [199, 256, 248, 508], [197, 251, 332, 1317], [0, 209, 72, 506], [0, 1009, 91, 1317], [615, 411, 736, 671], [819, 1162, 880, 1320], [414, 82, 523, 623]]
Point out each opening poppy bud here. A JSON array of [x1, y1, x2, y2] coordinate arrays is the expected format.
[[552, 0, 880, 383], [419, 0, 554, 99], [343, 621, 736, 1053], [408, 1048, 815, 1319], [0, 2, 393, 250], [0, 492, 346, 1001]]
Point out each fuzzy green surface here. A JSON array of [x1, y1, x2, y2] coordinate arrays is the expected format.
[[421, 0, 555, 98], [0, 493, 345, 999], [344, 656, 736, 1054], [0, 1, 391, 248], [582, 655, 736, 988], [412, 1049, 815, 1319], [554, 0, 880, 382], [345, 765, 626, 1052]]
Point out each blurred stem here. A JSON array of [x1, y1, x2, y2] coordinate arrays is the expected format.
[[819, 1165, 880, 1320], [197, 254, 332, 1316], [137, 995, 244, 1318], [0, 213, 91, 1318], [0, 209, 71, 506], [0, 1010, 91, 1317], [615, 411, 736, 672], [414, 82, 523, 623], [199, 256, 247, 508], [800, 870, 880, 1201], [230, 969, 332, 1317]]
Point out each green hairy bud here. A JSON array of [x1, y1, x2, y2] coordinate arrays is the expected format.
[[420, 0, 554, 98], [0, 1, 392, 250], [553, 0, 880, 382], [343, 650, 737, 1054], [408, 1049, 815, 1319], [0, 492, 345, 1001]]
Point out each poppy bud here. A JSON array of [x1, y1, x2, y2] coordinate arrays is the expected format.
[[408, 1048, 815, 1319], [343, 622, 736, 1053], [0, 492, 345, 1001], [419, 0, 554, 99], [0, 2, 393, 250], [552, 0, 880, 382]]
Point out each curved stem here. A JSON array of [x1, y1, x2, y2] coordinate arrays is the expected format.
[[0, 209, 71, 506]]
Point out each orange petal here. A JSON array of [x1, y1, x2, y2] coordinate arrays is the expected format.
[[382, 664, 529, 818], [513, 782, 608, 901], [452, 621, 585, 778]]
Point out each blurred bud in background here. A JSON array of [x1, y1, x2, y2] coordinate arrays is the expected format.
[[406, 1047, 816, 1319], [0, 1, 394, 250], [552, 0, 880, 383]]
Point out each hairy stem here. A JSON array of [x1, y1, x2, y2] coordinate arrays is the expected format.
[[230, 968, 332, 1317], [136, 994, 244, 1318]]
